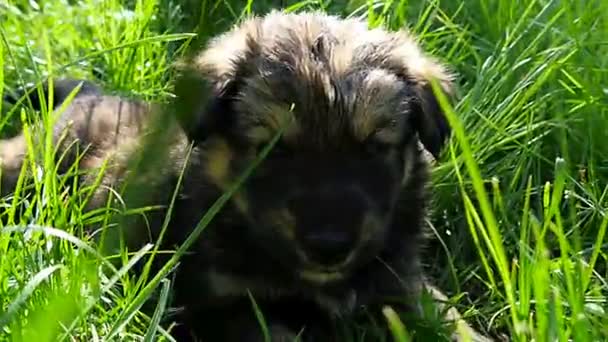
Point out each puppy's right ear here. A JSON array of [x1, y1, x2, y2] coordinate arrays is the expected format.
[[172, 17, 262, 144]]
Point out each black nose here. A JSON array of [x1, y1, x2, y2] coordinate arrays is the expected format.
[[302, 230, 354, 266]]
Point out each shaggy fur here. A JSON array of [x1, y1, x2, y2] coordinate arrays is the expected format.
[[1, 10, 492, 342]]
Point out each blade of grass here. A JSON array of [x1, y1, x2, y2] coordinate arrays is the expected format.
[[430, 79, 520, 334], [143, 277, 172, 342]]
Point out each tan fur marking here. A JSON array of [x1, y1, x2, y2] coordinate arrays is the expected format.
[[240, 104, 300, 145], [237, 83, 301, 133], [350, 69, 404, 142], [263, 105, 299, 139], [201, 138, 250, 214], [299, 270, 344, 284], [243, 125, 272, 143], [207, 269, 298, 299], [202, 138, 232, 188]]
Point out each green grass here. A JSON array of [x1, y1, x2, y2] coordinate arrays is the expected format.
[[1, 0, 607, 341]]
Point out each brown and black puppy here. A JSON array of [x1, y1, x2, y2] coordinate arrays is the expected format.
[[1, 10, 491, 342]]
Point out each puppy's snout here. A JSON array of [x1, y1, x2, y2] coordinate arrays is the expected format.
[[302, 230, 355, 266], [288, 185, 368, 266]]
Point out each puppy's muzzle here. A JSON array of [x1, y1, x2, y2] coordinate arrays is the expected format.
[[288, 185, 367, 267], [302, 229, 355, 266]]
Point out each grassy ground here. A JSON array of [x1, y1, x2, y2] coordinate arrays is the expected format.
[[1, 0, 607, 341]]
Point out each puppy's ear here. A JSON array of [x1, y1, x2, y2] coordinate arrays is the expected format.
[[408, 68, 454, 159], [386, 31, 455, 159], [172, 67, 240, 143], [172, 17, 262, 144]]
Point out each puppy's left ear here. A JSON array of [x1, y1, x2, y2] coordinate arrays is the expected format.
[[389, 32, 456, 159], [170, 16, 263, 144]]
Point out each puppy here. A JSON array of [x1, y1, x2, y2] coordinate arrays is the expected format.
[[1, 10, 492, 342]]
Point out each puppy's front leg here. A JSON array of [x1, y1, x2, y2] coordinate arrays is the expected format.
[[421, 282, 493, 342]]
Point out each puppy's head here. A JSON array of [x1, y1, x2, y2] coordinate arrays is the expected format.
[[175, 11, 454, 285]]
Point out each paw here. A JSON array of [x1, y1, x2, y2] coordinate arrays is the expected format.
[[422, 283, 494, 342], [449, 318, 494, 342]]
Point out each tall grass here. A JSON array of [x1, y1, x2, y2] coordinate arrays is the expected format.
[[1, 0, 606, 341]]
